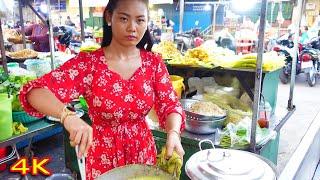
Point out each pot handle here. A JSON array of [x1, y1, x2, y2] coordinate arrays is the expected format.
[[199, 139, 215, 151]]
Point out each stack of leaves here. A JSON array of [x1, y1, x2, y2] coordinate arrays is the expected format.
[[156, 147, 182, 179], [232, 52, 285, 71]]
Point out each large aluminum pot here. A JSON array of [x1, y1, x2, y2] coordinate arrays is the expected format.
[[45, 173, 74, 180], [97, 164, 174, 180], [185, 116, 225, 134], [185, 140, 277, 180]]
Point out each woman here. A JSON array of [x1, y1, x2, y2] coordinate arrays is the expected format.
[[19, 0, 185, 179]]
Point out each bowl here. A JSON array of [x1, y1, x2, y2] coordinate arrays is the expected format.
[[185, 117, 225, 134]]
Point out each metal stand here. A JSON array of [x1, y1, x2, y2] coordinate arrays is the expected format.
[[0, 19, 8, 74], [288, 0, 304, 110], [78, 0, 85, 42], [249, 0, 267, 153]]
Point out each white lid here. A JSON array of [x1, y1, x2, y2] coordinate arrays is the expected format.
[[186, 149, 276, 180]]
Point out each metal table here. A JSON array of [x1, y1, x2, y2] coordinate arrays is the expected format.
[[0, 120, 61, 179]]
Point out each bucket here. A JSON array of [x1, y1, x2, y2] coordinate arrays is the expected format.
[[0, 94, 13, 141], [169, 75, 185, 99]]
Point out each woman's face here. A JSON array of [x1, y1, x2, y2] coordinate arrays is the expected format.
[[108, 0, 148, 47]]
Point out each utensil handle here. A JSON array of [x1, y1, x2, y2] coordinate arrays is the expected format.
[[199, 139, 215, 151], [75, 146, 86, 180]]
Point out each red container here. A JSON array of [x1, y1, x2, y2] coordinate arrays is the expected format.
[[0, 147, 7, 171]]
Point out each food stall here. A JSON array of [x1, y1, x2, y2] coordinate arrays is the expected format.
[[150, 0, 300, 179]]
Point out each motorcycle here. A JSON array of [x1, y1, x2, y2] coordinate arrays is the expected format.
[[175, 28, 203, 52], [299, 37, 320, 86], [273, 33, 300, 84], [273, 33, 320, 86]]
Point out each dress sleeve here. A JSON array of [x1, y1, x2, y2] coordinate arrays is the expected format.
[[153, 53, 185, 132], [19, 52, 93, 118]]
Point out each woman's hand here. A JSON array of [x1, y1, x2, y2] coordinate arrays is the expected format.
[[165, 131, 185, 161], [63, 115, 92, 158]]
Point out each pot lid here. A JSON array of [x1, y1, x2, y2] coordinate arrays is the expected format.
[[185, 140, 276, 180]]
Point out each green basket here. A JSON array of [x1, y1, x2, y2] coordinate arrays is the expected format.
[[12, 111, 40, 124]]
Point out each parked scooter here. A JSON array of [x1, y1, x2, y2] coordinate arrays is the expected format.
[[175, 28, 204, 52], [299, 37, 320, 86], [273, 33, 300, 84], [273, 33, 319, 86]]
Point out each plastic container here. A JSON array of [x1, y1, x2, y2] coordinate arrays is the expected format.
[[0, 94, 13, 141], [170, 75, 185, 99], [24, 59, 51, 77], [258, 101, 272, 128], [12, 111, 39, 124], [7, 62, 19, 68]]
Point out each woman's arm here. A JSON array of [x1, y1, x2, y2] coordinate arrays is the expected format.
[[20, 53, 95, 157], [27, 88, 64, 119], [27, 88, 92, 158], [165, 113, 184, 159]]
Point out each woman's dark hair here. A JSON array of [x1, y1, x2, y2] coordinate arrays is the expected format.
[[101, 0, 153, 51]]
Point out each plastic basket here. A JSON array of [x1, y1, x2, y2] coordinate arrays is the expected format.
[[12, 111, 39, 124]]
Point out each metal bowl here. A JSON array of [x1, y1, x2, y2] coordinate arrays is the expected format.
[[185, 117, 225, 134], [180, 99, 227, 121]]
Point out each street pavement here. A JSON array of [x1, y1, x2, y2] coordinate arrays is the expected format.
[[277, 74, 320, 173]]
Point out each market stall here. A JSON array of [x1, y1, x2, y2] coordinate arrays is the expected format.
[[150, 0, 300, 179]]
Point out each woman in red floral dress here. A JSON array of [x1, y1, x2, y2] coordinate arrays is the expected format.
[[19, 0, 185, 179]]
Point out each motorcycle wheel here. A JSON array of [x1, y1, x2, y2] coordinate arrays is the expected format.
[[280, 69, 290, 84], [307, 64, 317, 87]]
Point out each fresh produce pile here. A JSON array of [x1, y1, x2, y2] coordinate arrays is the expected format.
[[7, 49, 38, 59], [232, 52, 286, 71], [7, 30, 23, 44], [12, 122, 28, 135], [153, 41, 285, 71], [80, 43, 101, 53], [0, 68, 36, 111], [152, 41, 183, 60], [93, 28, 103, 38]]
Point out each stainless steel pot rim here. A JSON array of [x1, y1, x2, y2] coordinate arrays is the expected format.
[[186, 117, 226, 122]]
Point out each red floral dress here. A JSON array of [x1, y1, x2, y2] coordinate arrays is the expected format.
[[19, 48, 185, 179]]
